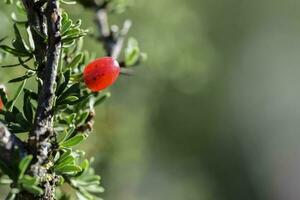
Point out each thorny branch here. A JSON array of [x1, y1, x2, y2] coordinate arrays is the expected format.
[[18, 0, 62, 199], [96, 8, 132, 58], [29, 0, 61, 167], [21, 0, 47, 69]]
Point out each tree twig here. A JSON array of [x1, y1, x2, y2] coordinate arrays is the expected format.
[[21, 0, 47, 69], [95, 7, 131, 58], [29, 0, 61, 172], [18, 0, 61, 199]]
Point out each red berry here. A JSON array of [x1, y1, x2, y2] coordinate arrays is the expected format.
[[83, 57, 120, 92], [0, 98, 3, 111]]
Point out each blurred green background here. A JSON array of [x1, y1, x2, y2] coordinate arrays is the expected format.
[[1, 0, 300, 199]]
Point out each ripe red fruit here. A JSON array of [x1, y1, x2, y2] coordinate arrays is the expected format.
[[0, 98, 3, 111], [83, 57, 120, 92]]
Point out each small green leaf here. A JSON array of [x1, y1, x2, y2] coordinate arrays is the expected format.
[[23, 90, 33, 123], [62, 13, 72, 34], [85, 185, 105, 194], [8, 75, 29, 83], [57, 176, 65, 186], [55, 165, 82, 174], [58, 149, 72, 163], [12, 24, 30, 53], [22, 184, 43, 196], [94, 93, 111, 106], [16, 1, 26, 14], [125, 37, 140, 66], [58, 96, 79, 105], [1, 57, 32, 69], [15, 112, 30, 128], [79, 159, 89, 171], [76, 189, 94, 200], [56, 69, 71, 96], [19, 175, 38, 186], [65, 113, 76, 124], [60, 134, 87, 148], [55, 155, 75, 170], [66, 53, 83, 70], [0, 45, 31, 57], [57, 83, 80, 102], [18, 155, 33, 179], [76, 111, 90, 126], [8, 80, 26, 111], [8, 70, 34, 83], [0, 176, 12, 185], [60, 0, 76, 5]]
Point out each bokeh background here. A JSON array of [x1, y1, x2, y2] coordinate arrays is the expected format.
[[1, 0, 300, 199]]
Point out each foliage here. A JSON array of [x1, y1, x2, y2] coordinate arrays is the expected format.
[[0, 0, 145, 199]]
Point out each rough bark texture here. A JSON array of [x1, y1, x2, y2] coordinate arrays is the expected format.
[[21, 0, 47, 69], [17, 0, 61, 199]]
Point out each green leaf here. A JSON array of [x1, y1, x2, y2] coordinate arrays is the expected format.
[[57, 149, 72, 163], [19, 175, 38, 186], [56, 127, 75, 143], [22, 184, 43, 196], [5, 190, 17, 200], [76, 189, 94, 200], [16, 1, 26, 14], [60, 134, 87, 148], [60, 0, 76, 5], [24, 89, 38, 101], [79, 159, 89, 171], [12, 24, 30, 53], [0, 176, 13, 185], [56, 69, 71, 96], [1, 57, 32, 69], [53, 151, 61, 163], [56, 155, 75, 168], [57, 83, 80, 101], [8, 75, 29, 83], [56, 129, 68, 144], [8, 124, 28, 133], [94, 93, 111, 106], [15, 112, 30, 128], [30, 26, 47, 40], [85, 185, 105, 194], [18, 155, 33, 179], [55, 165, 82, 174], [18, 57, 34, 70], [76, 111, 90, 126], [65, 113, 77, 124], [125, 37, 140, 66], [8, 70, 35, 83], [23, 90, 33, 123], [58, 96, 79, 105], [8, 80, 26, 111], [0, 45, 31, 57], [66, 53, 83, 70], [61, 13, 72, 34], [76, 175, 101, 186]]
